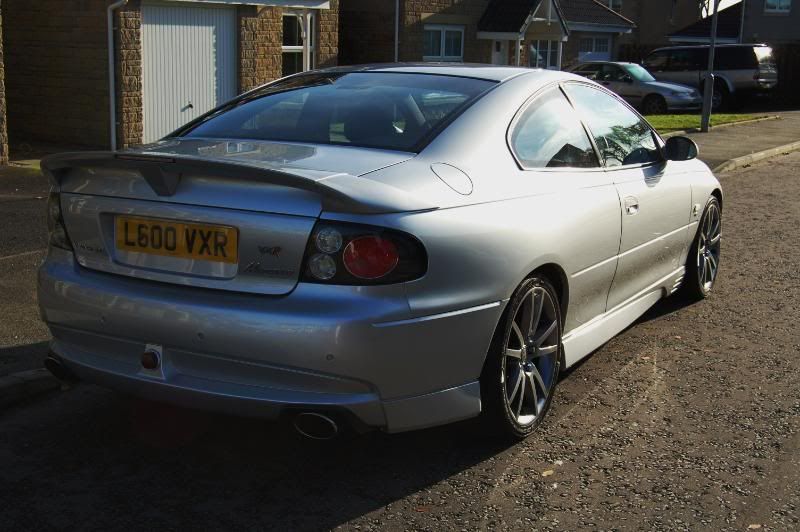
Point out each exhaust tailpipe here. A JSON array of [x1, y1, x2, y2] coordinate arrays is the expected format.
[[292, 412, 340, 440], [45, 353, 78, 383]]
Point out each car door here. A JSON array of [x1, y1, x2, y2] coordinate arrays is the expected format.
[[508, 85, 621, 331], [564, 82, 692, 310], [599, 64, 641, 108]]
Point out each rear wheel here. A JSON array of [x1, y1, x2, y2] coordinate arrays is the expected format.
[[642, 94, 668, 115], [682, 197, 721, 300], [480, 276, 562, 440], [711, 84, 729, 111]]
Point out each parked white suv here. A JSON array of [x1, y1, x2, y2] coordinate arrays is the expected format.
[[643, 44, 778, 110]]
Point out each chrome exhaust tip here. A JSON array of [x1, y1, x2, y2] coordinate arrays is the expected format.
[[292, 412, 340, 440], [44, 353, 78, 383]]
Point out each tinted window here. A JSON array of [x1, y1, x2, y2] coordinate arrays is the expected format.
[[510, 87, 599, 169], [573, 64, 601, 80], [565, 84, 660, 168], [715, 47, 758, 70], [667, 49, 703, 71], [643, 50, 669, 71], [181, 73, 494, 152], [597, 64, 626, 82]]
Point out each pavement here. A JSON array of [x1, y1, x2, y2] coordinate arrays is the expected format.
[[0, 150, 799, 530], [684, 110, 800, 170]]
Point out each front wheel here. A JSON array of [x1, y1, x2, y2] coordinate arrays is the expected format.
[[480, 276, 562, 440], [682, 197, 721, 300], [642, 94, 668, 115]]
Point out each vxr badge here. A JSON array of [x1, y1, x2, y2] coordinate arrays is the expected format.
[[258, 246, 282, 257]]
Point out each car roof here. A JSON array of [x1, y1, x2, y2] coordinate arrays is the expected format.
[[313, 63, 543, 83], [651, 43, 770, 52]]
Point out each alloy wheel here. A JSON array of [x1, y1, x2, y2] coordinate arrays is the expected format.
[[697, 201, 721, 291], [502, 286, 560, 426]]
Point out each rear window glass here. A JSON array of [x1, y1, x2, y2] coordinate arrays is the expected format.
[[179, 72, 495, 152], [754, 46, 775, 66], [715, 47, 758, 70]]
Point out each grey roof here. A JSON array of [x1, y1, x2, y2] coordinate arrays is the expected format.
[[668, 2, 741, 40], [478, 0, 544, 33], [558, 0, 635, 27]]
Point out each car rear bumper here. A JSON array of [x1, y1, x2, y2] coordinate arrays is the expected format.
[[38, 249, 504, 432]]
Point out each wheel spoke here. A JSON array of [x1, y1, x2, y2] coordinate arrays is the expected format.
[[515, 375, 526, 418], [505, 347, 523, 360], [536, 344, 558, 357], [708, 253, 718, 272], [531, 365, 548, 402], [529, 290, 544, 340], [508, 369, 523, 403], [534, 320, 557, 347], [511, 322, 525, 348], [709, 234, 720, 246], [519, 293, 535, 344]]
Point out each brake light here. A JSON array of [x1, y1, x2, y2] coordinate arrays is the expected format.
[[46, 189, 73, 251], [343, 236, 399, 279], [301, 222, 426, 285]]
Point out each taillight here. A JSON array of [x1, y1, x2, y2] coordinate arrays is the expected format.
[[46, 189, 73, 251], [301, 222, 426, 285]]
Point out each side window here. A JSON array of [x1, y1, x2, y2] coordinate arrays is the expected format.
[[667, 49, 701, 71], [510, 87, 599, 169], [600, 64, 626, 82], [565, 83, 660, 168], [643, 50, 669, 72]]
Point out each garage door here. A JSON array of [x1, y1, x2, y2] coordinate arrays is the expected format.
[[142, 3, 237, 143]]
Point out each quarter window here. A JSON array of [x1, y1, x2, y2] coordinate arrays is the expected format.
[[510, 87, 599, 169], [606, 0, 622, 12], [765, 0, 791, 13], [423, 25, 464, 61], [565, 84, 660, 168]]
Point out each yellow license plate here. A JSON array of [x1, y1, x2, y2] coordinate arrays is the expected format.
[[115, 216, 238, 264]]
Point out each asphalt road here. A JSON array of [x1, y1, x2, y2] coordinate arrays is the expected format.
[[1, 153, 800, 530]]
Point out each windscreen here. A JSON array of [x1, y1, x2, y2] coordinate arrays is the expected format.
[[623, 64, 656, 82], [179, 72, 495, 152]]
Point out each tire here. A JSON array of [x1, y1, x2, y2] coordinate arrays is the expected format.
[[642, 94, 668, 115], [711, 84, 729, 112], [480, 276, 562, 440], [681, 196, 722, 300]]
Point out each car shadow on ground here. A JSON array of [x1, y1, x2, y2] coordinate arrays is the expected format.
[[0, 341, 50, 377]]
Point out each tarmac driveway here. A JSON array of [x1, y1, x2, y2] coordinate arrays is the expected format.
[[0, 150, 799, 530]]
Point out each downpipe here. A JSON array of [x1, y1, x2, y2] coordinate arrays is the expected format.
[[292, 412, 340, 440]]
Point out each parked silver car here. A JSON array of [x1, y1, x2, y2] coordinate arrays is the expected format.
[[643, 44, 778, 110], [39, 65, 722, 440], [570, 61, 702, 114]]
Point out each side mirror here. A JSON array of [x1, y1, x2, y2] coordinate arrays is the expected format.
[[663, 136, 698, 161]]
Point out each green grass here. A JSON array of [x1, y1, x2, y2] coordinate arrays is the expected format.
[[645, 113, 766, 133]]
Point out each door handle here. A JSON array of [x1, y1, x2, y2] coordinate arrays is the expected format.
[[624, 196, 639, 215]]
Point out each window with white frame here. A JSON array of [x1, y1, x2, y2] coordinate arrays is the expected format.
[[529, 40, 560, 69], [606, 0, 622, 12], [764, 0, 791, 13], [423, 25, 464, 61], [579, 36, 611, 59], [282, 13, 315, 77]]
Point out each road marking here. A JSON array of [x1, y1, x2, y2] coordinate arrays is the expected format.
[[0, 249, 46, 262]]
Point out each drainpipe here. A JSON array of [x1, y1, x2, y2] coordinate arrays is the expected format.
[[107, 0, 129, 151], [394, 0, 400, 62]]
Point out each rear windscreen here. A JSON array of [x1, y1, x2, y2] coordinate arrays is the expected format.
[[754, 46, 776, 66], [178, 72, 496, 152]]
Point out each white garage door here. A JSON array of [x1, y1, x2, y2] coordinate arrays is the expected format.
[[142, 3, 237, 143]]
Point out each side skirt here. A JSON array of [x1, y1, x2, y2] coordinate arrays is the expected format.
[[562, 266, 686, 368]]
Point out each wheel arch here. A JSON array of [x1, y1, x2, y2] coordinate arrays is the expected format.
[[711, 188, 723, 210]]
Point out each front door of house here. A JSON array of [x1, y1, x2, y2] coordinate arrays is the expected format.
[[491, 40, 509, 65], [141, 3, 237, 143]]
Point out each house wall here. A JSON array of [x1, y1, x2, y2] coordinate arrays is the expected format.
[[616, 0, 701, 50], [3, 1, 338, 150], [0, 0, 8, 164], [742, 0, 800, 43], [339, 0, 492, 64], [3, 0, 111, 148]]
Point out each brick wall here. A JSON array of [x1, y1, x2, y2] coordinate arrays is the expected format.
[[317, 0, 339, 69], [616, 0, 701, 52], [238, 6, 282, 92], [402, 0, 492, 62], [116, 0, 141, 148], [4, 0, 110, 149], [339, 0, 395, 64], [0, 0, 8, 164]]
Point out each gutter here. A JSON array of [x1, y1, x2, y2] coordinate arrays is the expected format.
[[107, 0, 129, 152]]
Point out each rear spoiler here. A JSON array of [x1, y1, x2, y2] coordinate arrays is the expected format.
[[41, 151, 436, 215]]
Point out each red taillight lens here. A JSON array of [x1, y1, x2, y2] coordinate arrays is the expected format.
[[301, 222, 427, 285], [343, 236, 399, 280]]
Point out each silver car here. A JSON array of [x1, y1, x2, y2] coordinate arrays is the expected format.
[[570, 61, 702, 114], [38, 65, 722, 440]]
